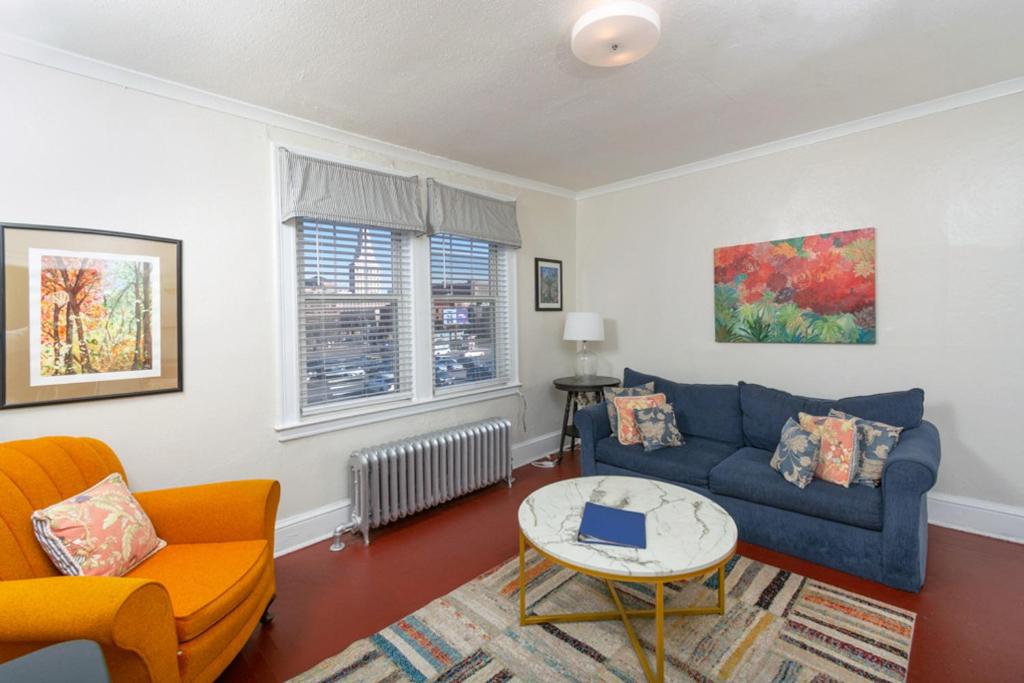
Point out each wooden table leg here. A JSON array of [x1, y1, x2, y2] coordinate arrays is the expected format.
[[559, 390, 574, 456], [568, 392, 579, 454]]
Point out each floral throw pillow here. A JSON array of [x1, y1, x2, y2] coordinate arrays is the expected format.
[[32, 473, 165, 577], [799, 412, 860, 487], [603, 382, 655, 435], [614, 393, 667, 445], [770, 417, 821, 488], [830, 409, 904, 487], [634, 403, 684, 452]]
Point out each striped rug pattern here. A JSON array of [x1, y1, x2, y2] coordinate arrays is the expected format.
[[290, 553, 915, 682]]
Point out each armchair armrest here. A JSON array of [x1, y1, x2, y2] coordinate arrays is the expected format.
[[883, 420, 941, 496], [575, 404, 611, 476], [135, 480, 281, 545], [0, 577, 178, 682]]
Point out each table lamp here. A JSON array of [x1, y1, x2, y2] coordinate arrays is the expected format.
[[563, 312, 605, 377]]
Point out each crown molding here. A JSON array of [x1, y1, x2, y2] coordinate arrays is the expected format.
[[0, 32, 577, 200], [2, 32, 1022, 204], [576, 76, 1024, 200]]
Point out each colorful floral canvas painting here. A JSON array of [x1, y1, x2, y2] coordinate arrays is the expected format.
[[714, 228, 875, 344]]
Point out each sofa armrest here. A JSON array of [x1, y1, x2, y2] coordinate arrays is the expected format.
[[879, 420, 940, 591], [575, 404, 611, 476], [135, 479, 281, 545], [0, 577, 179, 682], [883, 420, 941, 496]]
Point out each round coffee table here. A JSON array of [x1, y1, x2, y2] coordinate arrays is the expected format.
[[517, 476, 738, 683]]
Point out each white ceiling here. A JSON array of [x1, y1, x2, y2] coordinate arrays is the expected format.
[[1, 0, 1023, 191]]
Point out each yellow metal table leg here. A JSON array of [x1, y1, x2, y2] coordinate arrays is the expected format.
[[605, 580, 656, 683], [516, 539, 732, 682], [717, 562, 726, 613], [655, 581, 665, 682], [518, 531, 527, 625]]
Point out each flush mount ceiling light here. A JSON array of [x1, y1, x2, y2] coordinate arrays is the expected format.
[[571, 1, 661, 67]]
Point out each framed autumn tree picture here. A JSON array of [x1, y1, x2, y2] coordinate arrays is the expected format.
[[1, 223, 182, 408]]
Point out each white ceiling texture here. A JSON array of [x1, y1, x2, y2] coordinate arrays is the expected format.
[[1, 0, 1022, 191]]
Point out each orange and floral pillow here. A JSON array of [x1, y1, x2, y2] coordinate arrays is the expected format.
[[31, 473, 165, 577], [798, 412, 860, 487], [614, 393, 667, 445]]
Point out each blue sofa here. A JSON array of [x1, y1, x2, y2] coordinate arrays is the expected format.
[[575, 368, 941, 591]]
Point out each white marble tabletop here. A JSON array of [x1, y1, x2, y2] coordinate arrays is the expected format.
[[518, 476, 738, 579]]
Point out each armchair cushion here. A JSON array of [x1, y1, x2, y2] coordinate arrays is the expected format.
[[125, 540, 269, 642]]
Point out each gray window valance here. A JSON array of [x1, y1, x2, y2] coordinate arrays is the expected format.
[[427, 179, 521, 249], [279, 148, 425, 234]]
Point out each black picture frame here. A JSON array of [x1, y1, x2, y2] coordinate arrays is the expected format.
[[0, 222, 183, 409], [534, 257, 563, 311]]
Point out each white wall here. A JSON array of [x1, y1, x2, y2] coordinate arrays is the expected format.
[[576, 92, 1024, 508], [0, 54, 577, 522]]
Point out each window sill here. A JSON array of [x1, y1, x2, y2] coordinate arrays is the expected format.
[[275, 382, 522, 442]]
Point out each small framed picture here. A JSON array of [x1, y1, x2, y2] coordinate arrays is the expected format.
[[535, 258, 563, 311], [1, 223, 183, 409]]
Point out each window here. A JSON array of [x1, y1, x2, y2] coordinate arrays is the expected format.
[[430, 234, 511, 392], [278, 149, 522, 437], [296, 221, 411, 414]]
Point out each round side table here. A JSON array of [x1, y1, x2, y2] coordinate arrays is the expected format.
[[532, 375, 620, 468]]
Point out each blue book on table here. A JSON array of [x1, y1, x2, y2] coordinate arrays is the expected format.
[[577, 502, 647, 549]]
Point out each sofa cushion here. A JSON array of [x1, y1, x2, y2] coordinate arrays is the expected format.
[[614, 393, 667, 444], [709, 447, 883, 531], [125, 539, 269, 641], [595, 434, 737, 488], [623, 368, 743, 445], [799, 412, 860, 487], [604, 382, 655, 436], [635, 404, 684, 452], [830, 409, 903, 487], [769, 417, 820, 489], [739, 382, 924, 451]]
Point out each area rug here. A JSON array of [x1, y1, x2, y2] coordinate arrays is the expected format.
[[290, 553, 915, 682]]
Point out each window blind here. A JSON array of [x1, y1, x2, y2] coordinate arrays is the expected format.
[[430, 234, 511, 392], [297, 221, 412, 413]]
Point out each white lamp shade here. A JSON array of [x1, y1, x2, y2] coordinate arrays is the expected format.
[[563, 312, 605, 342]]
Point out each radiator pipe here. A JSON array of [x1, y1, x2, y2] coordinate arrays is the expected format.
[[329, 521, 358, 552]]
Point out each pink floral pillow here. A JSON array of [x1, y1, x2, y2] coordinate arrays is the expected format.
[[799, 412, 860, 487], [614, 393, 667, 445], [32, 473, 165, 577]]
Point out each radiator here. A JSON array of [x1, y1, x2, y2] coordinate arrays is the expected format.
[[331, 417, 513, 551]]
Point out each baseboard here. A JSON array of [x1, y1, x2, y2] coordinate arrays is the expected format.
[[928, 492, 1024, 544], [274, 499, 352, 557], [274, 430, 562, 556], [511, 430, 562, 468]]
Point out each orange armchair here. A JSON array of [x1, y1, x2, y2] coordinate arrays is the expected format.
[[0, 437, 280, 683]]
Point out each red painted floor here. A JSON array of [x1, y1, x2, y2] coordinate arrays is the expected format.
[[220, 452, 1024, 682]]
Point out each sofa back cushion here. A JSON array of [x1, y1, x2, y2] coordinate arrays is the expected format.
[[623, 368, 743, 445], [739, 381, 924, 451]]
